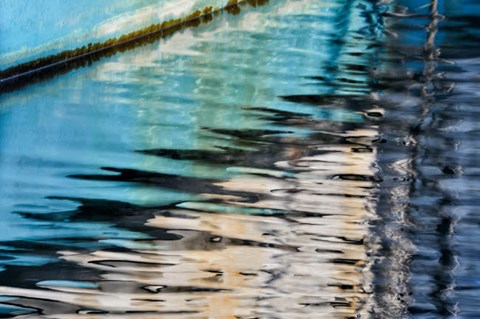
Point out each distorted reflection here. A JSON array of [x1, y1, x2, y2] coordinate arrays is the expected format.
[[0, 0, 385, 317], [2, 0, 479, 318]]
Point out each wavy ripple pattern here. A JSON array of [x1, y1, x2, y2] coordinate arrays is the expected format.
[[1, 0, 479, 318]]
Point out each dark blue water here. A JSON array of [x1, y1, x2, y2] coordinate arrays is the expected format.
[[0, 0, 479, 318], [371, 1, 480, 318]]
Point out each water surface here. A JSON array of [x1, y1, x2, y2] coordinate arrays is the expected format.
[[0, 0, 479, 318]]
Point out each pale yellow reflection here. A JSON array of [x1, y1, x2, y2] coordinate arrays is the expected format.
[[0, 125, 378, 319]]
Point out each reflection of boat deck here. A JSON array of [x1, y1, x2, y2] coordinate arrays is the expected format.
[[0, 127, 379, 318]]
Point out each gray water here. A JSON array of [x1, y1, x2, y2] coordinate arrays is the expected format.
[[0, 0, 479, 318]]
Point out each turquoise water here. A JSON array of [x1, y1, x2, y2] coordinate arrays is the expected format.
[[0, 0, 479, 318], [0, 0, 232, 68]]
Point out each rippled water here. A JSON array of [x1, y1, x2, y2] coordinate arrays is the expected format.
[[0, 0, 479, 318], [371, 1, 480, 318]]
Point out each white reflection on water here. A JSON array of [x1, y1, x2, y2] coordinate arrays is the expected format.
[[0, 128, 379, 318]]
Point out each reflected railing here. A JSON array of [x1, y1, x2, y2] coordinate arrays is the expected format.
[[370, 0, 466, 317]]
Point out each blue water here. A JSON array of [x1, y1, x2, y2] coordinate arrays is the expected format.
[[0, 0, 479, 318], [0, 0, 226, 68]]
